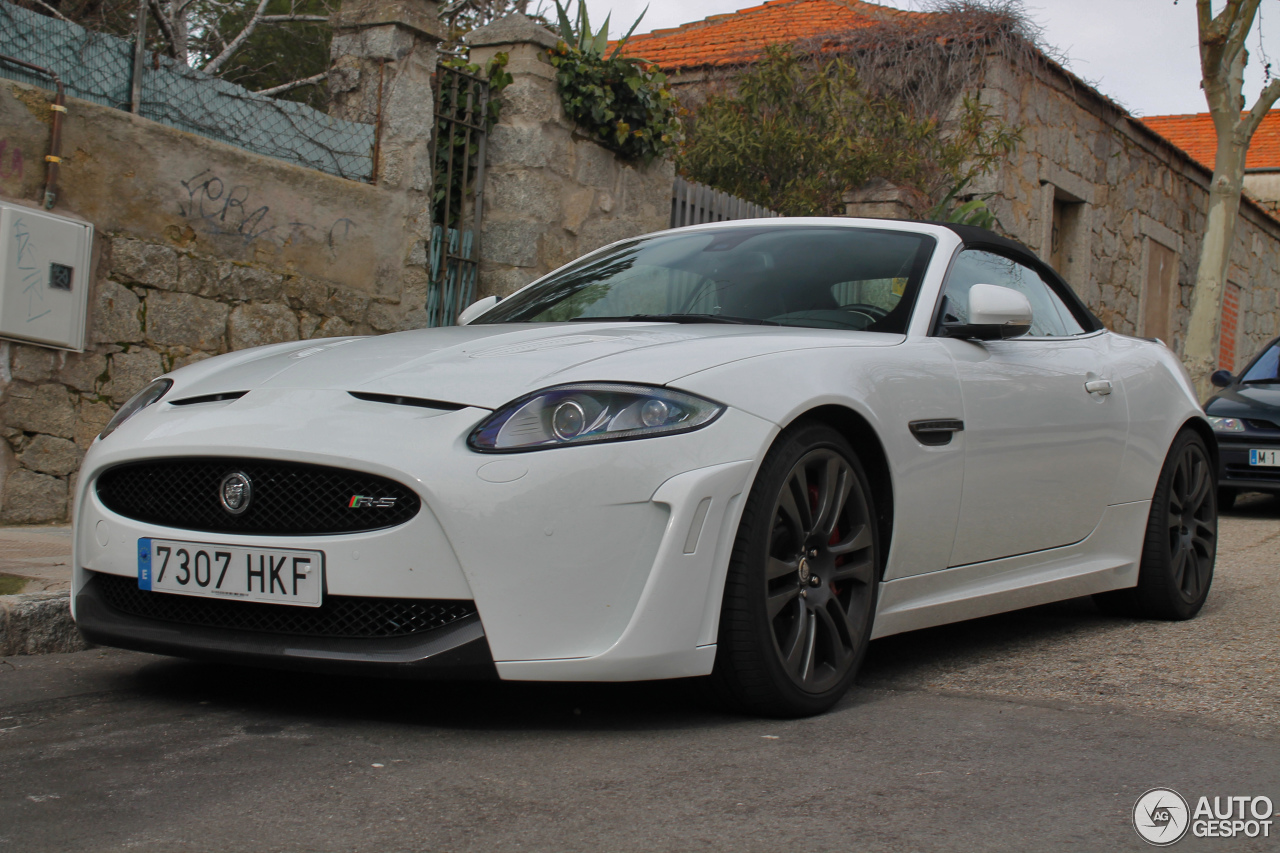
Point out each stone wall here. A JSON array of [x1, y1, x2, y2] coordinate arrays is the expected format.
[[0, 0, 441, 524], [467, 15, 675, 299], [977, 57, 1280, 362]]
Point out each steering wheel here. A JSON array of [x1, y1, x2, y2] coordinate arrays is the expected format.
[[840, 303, 890, 322]]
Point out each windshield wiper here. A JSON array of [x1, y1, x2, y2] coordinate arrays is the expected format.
[[568, 313, 779, 326], [1242, 377, 1280, 384]]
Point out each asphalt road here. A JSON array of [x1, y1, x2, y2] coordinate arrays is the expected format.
[[2, 497, 1278, 853]]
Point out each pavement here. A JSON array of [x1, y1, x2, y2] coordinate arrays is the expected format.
[[0, 525, 72, 594], [0, 496, 1277, 849]]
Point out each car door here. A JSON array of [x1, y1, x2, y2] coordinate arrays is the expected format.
[[936, 248, 1128, 567]]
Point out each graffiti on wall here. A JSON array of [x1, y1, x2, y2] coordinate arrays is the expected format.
[[0, 138, 25, 182], [178, 169, 355, 255]]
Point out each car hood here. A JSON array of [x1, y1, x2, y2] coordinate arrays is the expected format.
[[167, 322, 904, 409], [1204, 383, 1280, 419]]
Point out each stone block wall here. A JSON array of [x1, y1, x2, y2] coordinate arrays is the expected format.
[[979, 58, 1280, 362], [0, 18, 435, 524], [467, 16, 675, 299]]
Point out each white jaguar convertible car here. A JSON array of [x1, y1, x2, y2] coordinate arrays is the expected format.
[[72, 219, 1217, 716]]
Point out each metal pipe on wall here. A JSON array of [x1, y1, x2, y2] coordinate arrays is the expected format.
[[0, 53, 66, 209]]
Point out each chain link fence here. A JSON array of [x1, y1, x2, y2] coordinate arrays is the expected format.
[[0, 0, 374, 181]]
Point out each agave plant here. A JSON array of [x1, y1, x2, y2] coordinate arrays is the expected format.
[[552, 0, 648, 58]]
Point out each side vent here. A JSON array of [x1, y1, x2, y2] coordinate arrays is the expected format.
[[908, 418, 965, 447]]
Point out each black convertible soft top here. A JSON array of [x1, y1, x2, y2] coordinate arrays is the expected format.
[[932, 222, 1033, 258]]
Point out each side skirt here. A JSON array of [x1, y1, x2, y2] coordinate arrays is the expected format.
[[870, 500, 1149, 640]]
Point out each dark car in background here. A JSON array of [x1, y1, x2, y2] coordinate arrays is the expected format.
[[1205, 334, 1280, 508]]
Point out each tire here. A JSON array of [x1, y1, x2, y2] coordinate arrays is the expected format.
[[710, 423, 879, 717], [1218, 487, 1238, 512], [1093, 430, 1217, 620]]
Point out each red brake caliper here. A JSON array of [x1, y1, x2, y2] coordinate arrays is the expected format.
[[810, 484, 844, 594]]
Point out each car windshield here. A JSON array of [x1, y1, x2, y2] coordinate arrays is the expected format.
[[1241, 341, 1280, 383], [477, 226, 936, 333]]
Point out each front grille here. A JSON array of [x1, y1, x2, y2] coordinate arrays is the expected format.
[[94, 572, 476, 638], [1225, 463, 1280, 482], [96, 458, 420, 535], [1246, 418, 1280, 431]]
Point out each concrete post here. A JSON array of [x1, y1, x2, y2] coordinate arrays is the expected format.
[[329, 0, 443, 192], [842, 178, 918, 220], [329, 0, 441, 312], [463, 14, 673, 299]]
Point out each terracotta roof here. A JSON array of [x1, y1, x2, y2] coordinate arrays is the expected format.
[[617, 0, 915, 71], [1142, 111, 1280, 171]]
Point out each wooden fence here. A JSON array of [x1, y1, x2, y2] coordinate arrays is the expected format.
[[670, 176, 780, 227]]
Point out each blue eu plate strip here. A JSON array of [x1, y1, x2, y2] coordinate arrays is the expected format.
[[137, 538, 152, 590], [1251, 449, 1259, 465]]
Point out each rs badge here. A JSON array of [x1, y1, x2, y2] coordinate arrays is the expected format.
[[349, 495, 398, 508]]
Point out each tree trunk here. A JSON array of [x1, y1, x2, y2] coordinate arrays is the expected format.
[[1183, 134, 1245, 398]]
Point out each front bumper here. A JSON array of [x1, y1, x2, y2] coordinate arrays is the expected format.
[[1216, 438, 1280, 493], [74, 390, 775, 681], [76, 571, 497, 679]]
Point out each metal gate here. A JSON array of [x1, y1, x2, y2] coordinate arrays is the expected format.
[[426, 64, 490, 327]]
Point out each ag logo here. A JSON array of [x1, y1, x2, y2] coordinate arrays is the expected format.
[[219, 472, 252, 515], [1134, 788, 1191, 846]]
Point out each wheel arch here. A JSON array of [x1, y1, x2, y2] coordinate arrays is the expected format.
[[783, 404, 895, 579], [1180, 415, 1219, 472]]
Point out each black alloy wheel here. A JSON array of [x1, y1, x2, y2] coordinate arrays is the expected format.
[[712, 423, 879, 717], [1095, 430, 1217, 620]]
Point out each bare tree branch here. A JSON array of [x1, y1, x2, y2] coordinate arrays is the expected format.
[[26, 0, 73, 23], [259, 14, 330, 22], [1223, 0, 1261, 78], [148, 0, 180, 60], [1243, 76, 1280, 138], [256, 71, 327, 96], [203, 0, 272, 75]]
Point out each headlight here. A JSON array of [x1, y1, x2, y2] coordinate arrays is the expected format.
[[1208, 416, 1245, 433], [98, 378, 172, 441], [469, 383, 724, 451]]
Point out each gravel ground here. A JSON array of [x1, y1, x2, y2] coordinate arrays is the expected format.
[[861, 493, 1280, 740]]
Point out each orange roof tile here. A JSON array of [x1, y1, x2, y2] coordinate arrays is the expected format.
[[616, 0, 915, 70], [1142, 111, 1280, 171]]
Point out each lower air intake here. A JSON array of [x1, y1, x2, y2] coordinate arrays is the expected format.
[[94, 572, 477, 639]]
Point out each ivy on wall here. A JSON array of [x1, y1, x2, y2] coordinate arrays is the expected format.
[[547, 0, 680, 165]]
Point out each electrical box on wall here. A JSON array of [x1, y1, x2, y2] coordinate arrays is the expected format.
[[0, 201, 93, 352]]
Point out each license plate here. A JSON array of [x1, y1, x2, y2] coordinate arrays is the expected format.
[[1249, 449, 1280, 467], [138, 538, 324, 607]]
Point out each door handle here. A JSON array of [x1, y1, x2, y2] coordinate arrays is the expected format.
[[1084, 379, 1113, 396]]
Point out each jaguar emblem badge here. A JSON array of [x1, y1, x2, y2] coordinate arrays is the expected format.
[[219, 472, 252, 515]]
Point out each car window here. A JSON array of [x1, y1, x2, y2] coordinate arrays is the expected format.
[[1241, 341, 1280, 382], [940, 249, 1086, 337], [478, 226, 935, 333]]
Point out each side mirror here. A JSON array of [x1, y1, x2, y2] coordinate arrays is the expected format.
[[941, 284, 1033, 341], [457, 294, 500, 326], [1210, 369, 1235, 388]]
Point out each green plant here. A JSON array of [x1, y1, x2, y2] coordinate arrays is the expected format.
[[551, 0, 646, 58], [927, 176, 997, 228], [434, 52, 513, 227], [545, 0, 679, 164], [678, 45, 1019, 218]]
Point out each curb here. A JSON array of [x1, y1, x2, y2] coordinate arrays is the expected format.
[[0, 591, 93, 656]]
